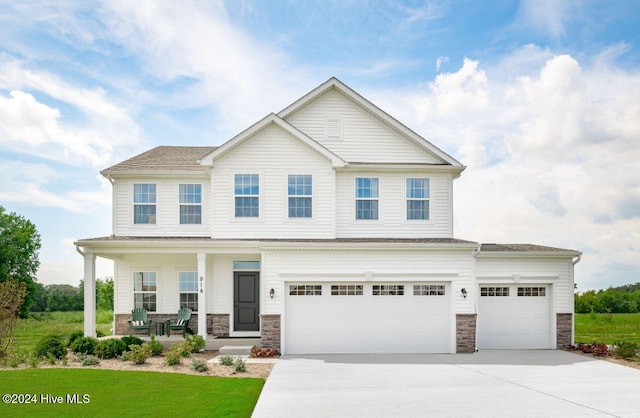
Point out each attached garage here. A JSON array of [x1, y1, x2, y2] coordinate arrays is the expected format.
[[477, 285, 553, 349], [283, 282, 453, 354]]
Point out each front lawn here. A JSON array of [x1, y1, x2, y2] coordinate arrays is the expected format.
[[0, 369, 264, 417], [574, 313, 640, 345]]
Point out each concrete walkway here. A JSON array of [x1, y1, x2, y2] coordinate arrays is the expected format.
[[252, 350, 640, 418]]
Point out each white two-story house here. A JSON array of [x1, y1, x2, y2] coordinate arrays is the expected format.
[[76, 78, 580, 354]]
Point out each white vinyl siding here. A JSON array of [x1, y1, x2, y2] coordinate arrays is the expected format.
[[336, 171, 453, 238], [112, 177, 211, 237], [211, 124, 335, 239], [284, 88, 445, 164]]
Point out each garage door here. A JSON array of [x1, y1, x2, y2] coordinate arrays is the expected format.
[[477, 285, 552, 349], [284, 283, 452, 354]]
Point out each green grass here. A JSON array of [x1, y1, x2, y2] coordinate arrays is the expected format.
[[575, 313, 640, 345], [0, 369, 263, 417], [11, 311, 113, 354]]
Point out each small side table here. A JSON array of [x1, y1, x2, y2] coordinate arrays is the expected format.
[[155, 320, 170, 336]]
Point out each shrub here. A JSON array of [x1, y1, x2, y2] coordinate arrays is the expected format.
[[185, 334, 205, 353], [165, 349, 182, 366], [34, 335, 66, 359], [191, 359, 208, 372], [122, 344, 151, 365], [70, 336, 98, 355], [66, 331, 85, 348], [233, 357, 246, 373], [218, 355, 234, 366], [170, 341, 193, 358], [96, 338, 127, 359], [613, 341, 639, 359], [81, 355, 101, 366], [29, 356, 39, 368], [121, 336, 144, 349], [147, 334, 163, 356]]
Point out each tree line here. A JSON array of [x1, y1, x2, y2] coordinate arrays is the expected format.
[[575, 282, 640, 313], [30, 279, 114, 312]]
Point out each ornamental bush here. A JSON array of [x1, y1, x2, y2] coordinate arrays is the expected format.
[[121, 335, 143, 350], [34, 334, 66, 359], [70, 336, 98, 355], [95, 338, 127, 359]]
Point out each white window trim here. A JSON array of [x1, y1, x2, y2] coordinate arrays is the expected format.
[[178, 183, 203, 225], [287, 174, 314, 220], [233, 173, 261, 220], [178, 271, 199, 312], [405, 177, 430, 221], [132, 183, 159, 227], [354, 176, 381, 221], [133, 271, 158, 312]]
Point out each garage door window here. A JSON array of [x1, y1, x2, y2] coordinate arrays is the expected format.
[[289, 285, 322, 295], [413, 284, 445, 296], [331, 285, 363, 295], [480, 287, 509, 296], [372, 285, 404, 296], [517, 287, 546, 297]]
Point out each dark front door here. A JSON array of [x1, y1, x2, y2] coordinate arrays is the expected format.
[[234, 272, 260, 331]]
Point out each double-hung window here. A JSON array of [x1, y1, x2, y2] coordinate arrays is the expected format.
[[235, 174, 259, 217], [288, 175, 312, 218], [179, 272, 198, 311], [133, 184, 156, 224], [355, 177, 379, 220], [406, 178, 429, 220], [179, 184, 202, 224], [133, 272, 157, 311]]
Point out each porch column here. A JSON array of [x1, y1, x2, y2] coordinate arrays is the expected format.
[[83, 252, 96, 337], [197, 252, 207, 338]]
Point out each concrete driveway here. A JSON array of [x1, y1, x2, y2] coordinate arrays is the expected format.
[[252, 350, 640, 418]]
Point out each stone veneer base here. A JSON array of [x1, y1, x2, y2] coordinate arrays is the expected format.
[[260, 314, 281, 352], [556, 313, 573, 349], [456, 314, 477, 353]]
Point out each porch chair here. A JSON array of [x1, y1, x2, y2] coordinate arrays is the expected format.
[[127, 307, 153, 335], [167, 307, 192, 337]]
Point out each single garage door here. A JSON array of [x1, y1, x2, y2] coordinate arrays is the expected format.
[[284, 282, 452, 354], [477, 285, 552, 349]]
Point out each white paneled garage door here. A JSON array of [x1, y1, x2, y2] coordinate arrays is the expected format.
[[477, 285, 552, 349], [284, 282, 452, 354]]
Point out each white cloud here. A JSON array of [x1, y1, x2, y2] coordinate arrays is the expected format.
[[517, 0, 570, 38], [375, 49, 640, 290]]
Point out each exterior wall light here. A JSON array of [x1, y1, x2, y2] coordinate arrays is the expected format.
[[270, 288, 275, 299], [461, 288, 468, 298]]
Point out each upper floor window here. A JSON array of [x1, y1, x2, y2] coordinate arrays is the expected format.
[[179, 272, 198, 311], [133, 272, 157, 311], [355, 177, 379, 220], [234, 174, 259, 217], [179, 184, 202, 224], [133, 184, 156, 224], [288, 175, 312, 218], [406, 178, 430, 220]]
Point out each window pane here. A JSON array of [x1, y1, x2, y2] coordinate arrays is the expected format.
[[289, 197, 312, 218], [233, 261, 260, 270], [407, 200, 428, 220], [288, 175, 312, 196], [179, 272, 198, 292], [407, 178, 429, 199], [134, 205, 156, 224], [179, 184, 202, 204], [356, 177, 378, 198], [180, 293, 198, 311], [235, 174, 259, 195], [180, 205, 202, 224], [356, 200, 378, 220], [134, 184, 156, 203], [235, 197, 259, 217]]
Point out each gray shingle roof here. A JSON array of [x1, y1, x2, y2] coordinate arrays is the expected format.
[[76, 236, 478, 244], [480, 243, 577, 253], [101, 146, 216, 174]]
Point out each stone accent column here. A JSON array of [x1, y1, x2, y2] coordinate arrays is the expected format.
[[556, 313, 573, 349], [209, 314, 230, 337], [456, 314, 477, 353], [83, 253, 96, 337], [260, 314, 281, 352]]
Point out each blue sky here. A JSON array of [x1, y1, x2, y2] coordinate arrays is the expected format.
[[0, 0, 639, 291]]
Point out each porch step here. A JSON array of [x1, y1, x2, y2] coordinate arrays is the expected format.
[[218, 345, 253, 356]]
